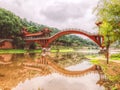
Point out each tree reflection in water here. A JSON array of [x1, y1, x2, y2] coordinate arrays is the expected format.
[[0, 54, 12, 64], [0, 52, 105, 90]]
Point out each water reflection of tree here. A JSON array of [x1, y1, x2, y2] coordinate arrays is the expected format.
[[0, 54, 51, 89], [11, 53, 25, 61], [0, 54, 13, 65], [29, 53, 38, 60], [53, 52, 86, 67], [0, 54, 13, 62], [55, 48, 60, 58], [96, 67, 106, 86]]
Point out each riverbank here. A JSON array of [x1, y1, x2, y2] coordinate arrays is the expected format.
[[0, 48, 74, 54], [90, 58, 120, 89]]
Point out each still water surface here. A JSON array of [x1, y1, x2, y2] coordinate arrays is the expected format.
[[0, 52, 105, 90]]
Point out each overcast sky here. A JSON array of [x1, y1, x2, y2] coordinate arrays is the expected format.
[[0, 0, 99, 32]]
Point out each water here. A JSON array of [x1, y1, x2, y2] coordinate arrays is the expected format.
[[0, 52, 105, 90]]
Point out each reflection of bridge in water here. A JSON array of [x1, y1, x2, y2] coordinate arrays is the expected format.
[[0, 53, 105, 89], [23, 55, 106, 87], [0, 53, 104, 77], [23, 56, 103, 77]]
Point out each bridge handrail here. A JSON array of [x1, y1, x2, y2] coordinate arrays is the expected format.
[[47, 28, 98, 39]]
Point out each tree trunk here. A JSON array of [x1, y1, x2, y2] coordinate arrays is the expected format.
[[106, 34, 110, 64], [106, 45, 110, 64]]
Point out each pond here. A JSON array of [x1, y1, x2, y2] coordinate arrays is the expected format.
[[0, 51, 105, 90]]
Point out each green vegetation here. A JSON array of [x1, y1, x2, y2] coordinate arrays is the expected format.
[[88, 54, 120, 89], [99, 61, 120, 90], [0, 8, 25, 49], [53, 52, 86, 67], [54, 35, 96, 47], [0, 49, 26, 53], [96, 0, 120, 42], [0, 8, 22, 38], [95, 0, 120, 63], [88, 53, 120, 62], [88, 55, 120, 89], [110, 53, 120, 60], [0, 48, 74, 54], [90, 59, 100, 64]]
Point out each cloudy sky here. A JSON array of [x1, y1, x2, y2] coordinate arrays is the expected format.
[[0, 0, 99, 32]]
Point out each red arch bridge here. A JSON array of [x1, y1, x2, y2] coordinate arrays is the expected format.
[[23, 28, 104, 49], [0, 28, 104, 49]]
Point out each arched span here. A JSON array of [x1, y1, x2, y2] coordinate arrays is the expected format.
[[45, 29, 103, 48]]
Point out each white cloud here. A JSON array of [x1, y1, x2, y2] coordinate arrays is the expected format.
[[40, 2, 87, 22], [0, 0, 99, 32]]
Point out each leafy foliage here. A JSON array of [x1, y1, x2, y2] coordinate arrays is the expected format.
[[95, 0, 120, 63], [0, 8, 22, 38], [21, 18, 48, 33], [96, 0, 120, 45]]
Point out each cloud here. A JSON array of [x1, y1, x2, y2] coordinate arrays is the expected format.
[[40, 2, 91, 22], [13, 73, 102, 90], [0, 0, 99, 32]]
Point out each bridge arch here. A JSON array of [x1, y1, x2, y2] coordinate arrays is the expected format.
[[45, 29, 103, 48]]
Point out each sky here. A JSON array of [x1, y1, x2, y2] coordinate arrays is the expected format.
[[0, 0, 99, 32]]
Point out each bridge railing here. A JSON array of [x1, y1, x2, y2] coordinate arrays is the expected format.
[[64, 28, 98, 35], [49, 28, 98, 38]]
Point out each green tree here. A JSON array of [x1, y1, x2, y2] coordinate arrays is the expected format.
[[95, 0, 120, 63], [21, 18, 48, 33], [0, 8, 22, 38]]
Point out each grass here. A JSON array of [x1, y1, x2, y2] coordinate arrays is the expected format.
[[86, 53, 120, 62], [110, 53, 120, 61], [98, 61, 120, 89], [89, 59, 120, 89], [0, 49, 26, 53], [0, 48, 74, 54], [90, 59, 100, 64], [88, 54, 120, 89], [0, 49, 42, 53]]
